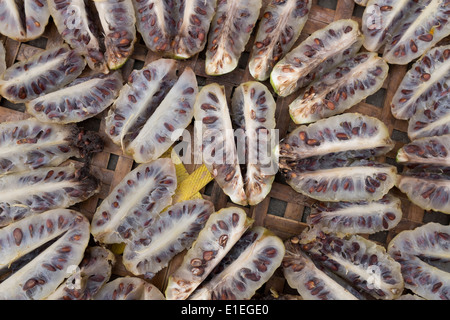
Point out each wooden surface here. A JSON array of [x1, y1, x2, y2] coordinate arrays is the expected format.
[[1, 0, 449, 298]]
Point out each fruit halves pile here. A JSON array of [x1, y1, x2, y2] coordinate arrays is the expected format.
[[271, 1, 450, 300]]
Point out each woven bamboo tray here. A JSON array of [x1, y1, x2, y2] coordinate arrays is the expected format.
[[1, 0, 449, 299]]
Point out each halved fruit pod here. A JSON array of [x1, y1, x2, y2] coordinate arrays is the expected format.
[[301, 230, 404, 300], [94, 0, 136, 70], [24, 0, 51, 41], [0, 118, 103, 175], [0, 208, 87, 270], [132, 0, 177, 56], [172, 0, 217, 59], [0, 0, 50, 41], [0, 209, 90, 300], [46, 246, 116, 300], [362, 0, 417, 52], [93, 276, 165, 300], [122, 199, 215, 279], [249, 0, 311, 81], [390, 45, 450, 120], [0, 162, 100, 227], [0, 0, 26, 40], [26, 71, 123, 124], [307, 193, 403, 236], [165, 207, 254, 300], [282, 237, 359, 300], [289, 52, 389, 124], [279, 112, 395, 161], [388, 222, 450, 300], [383, 0, 450, 65], [281, 157, 397, 202], [271, 19, 364, 97], [189, 226, 284, 300], [397, 134, 450, 166], [124, 67, 198, 163], [193, 83, 247, 206], [205, 0, 262, 76], [48, 0, 108, 73], [408, 94, 450, 140], [231, 81, 278, 206], [388, 222, 450, 259], [0, 44, 86, 104], [91, 158, 177, 244], [105, 58, 178, 147], [391, 254, 449, 300], [396, 165, 450, 214]]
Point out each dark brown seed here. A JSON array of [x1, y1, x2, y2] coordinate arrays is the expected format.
[[203, 250, 214, 261], [217, 220, 228, 230], [190, 258, 202, 267], [219, 234, 228, 247], [418, 34, 433, 42], [306, 139, 320, 146], [23, 278, 38, 290], [191, 267, 204, 276], [13, 228, 23, 246], [202, 116, 218, 124]]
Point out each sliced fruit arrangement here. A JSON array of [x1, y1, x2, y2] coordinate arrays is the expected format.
[[300, 229, 404, 300], [307, 193, 403, 236], [0, 209, 90, 300], [132, 0, 217, 59], [26, 71, 123, 124], [0, 162, 100, 227], [194, 81, 277, 206], [390, 45, 450, 121], [0, 118, 103, 175], [396, 164, 450, 214], [122, 199, 215, 279], [0, 0, 50, 41], [279, 113, 397, 202], [124, 67, 198, 163], [193, 83, 247, 206], [271, 19, 364, 98], [48, 0, 108, 73], [0, 44, 86, 104], [288, 52, 389, 124], [94, 276, 165, 300], [282, 157, 397, 202], [46, 246, 116, 300], [91, 158, 177, 244], [106, 59, 198, 163], [362, 0, 450, 65], [231, 81, 278, 205], [382, 0, 450, 65], [362, 0, 417, 52], [49, 0, 137, 72], [165, 207, 254, 300], [93, 0, 137, 70], [397, 134, 450, 166], [105, 58, 177, 146], [388, 222, 450, 300], [279, 113, 395, 161], [189, 226, 285, 300], [283, 236, 360, 300], [249, 0, 312, 81], [205, 0, 262, 75]]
